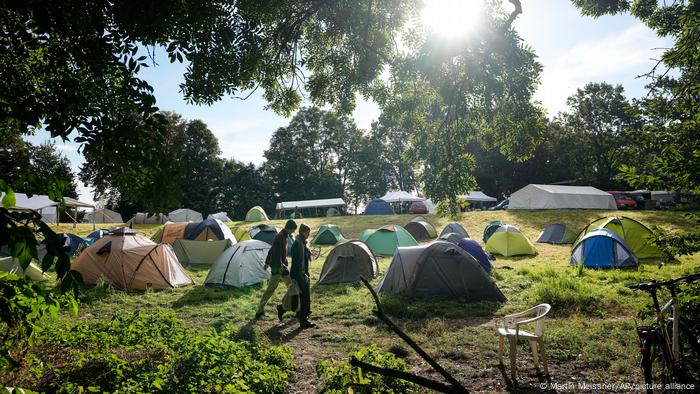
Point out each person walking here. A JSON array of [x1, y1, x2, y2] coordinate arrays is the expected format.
[[287, 223, 316, 328], [255, 220, 297, 319]]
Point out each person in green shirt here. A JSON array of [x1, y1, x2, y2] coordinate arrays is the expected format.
[[255, 220, 296, 319]]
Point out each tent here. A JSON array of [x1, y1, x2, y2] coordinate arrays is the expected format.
[[276, 198, 345, 218], [485, 225, 537, 257], [439, 232, 466, 245], [312, 224, 346, 245], [0, 256, 50, 281], [85, 208, 123, 224], [458, 191, 498, 209], [207, 212, 232, 222], [457, 238, 493, 273], [152, 219, 235, 244], [410, 215, 429, 223], [251, 225, 281, 245], [375, 241, 506, 301], [537, 224, 577, 244], [245, 206, 269, 222], [233, 227, 252, 242], [574, 216, 662, 259], [424, 199, 436, 214], [168, 208, 204, 222], [172, 239, 232, 266], [570, 228, 639, 269], [363, 199, 394, 215], [482, 220, 503, 242], [205, 240, 271, 287], [404, 221, 437, 241], [326, 207, 341, 217], [508, 184, 617, 210], [86, 229, 111, 244], [318, 240, 378, 285], [379, 191, 425, 203], [126, 213, 169, 225], [38, 233, 86, 261], [440, 223, 469, 239], [360, 225, 418, 256], [72, 228, 193, 290], [2, 192, 95, 227]]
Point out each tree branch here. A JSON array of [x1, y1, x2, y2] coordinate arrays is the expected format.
[[349, 357, 457, 393], [504, 0, 522, 29]]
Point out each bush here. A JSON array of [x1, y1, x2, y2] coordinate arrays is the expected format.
[[24, 309, 294, 393], [316, 346, 414, 393]]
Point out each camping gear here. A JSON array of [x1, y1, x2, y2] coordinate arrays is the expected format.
[[439, 232, 466, 245], [318, 240, 378, 285], [38, 232, 87, 262], [375, 241, 506, 300], [496, 304, 551, 380], [87, 229, 111, 242], [85, 208, 123, 224], [168, 208, 204, 222], [0, 256, 50, 281], [574, 216, 662, 258], [312, 224, 346, 245], [360, 225, 418, 256], [126, 212, 169, 225], [72, 228, 193, 290], [207, 212, 232, 222], [172, 239, 233, 266], [485, 225, 537, 257], [233, 226, 251, 241], [508, 184, 617, 210], [363, 199, 394, 215], [404, 221, 438, 241], [251, 225, 282, 245], [245, 206, 269, 222], [440, 223, 469, 239], [536, 224, 577, 244], [204, 240, 271, 287], [457, 238, 493, 273], [152, 218, 235, 244], [570, 228, 639, 268], [410, 215, 429, 223], [482, 220, 504, 242]]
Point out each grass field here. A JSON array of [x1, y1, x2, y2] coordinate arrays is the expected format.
[[29, 211, 700, 391]]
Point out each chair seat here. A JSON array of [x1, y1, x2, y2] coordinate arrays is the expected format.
[[497, 327, 539, 339]]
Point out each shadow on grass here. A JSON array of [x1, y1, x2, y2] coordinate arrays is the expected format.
[[172, 283, 261, 308], [380, 294, 503, 320]]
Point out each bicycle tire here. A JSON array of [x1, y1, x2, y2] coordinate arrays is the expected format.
[[640, 328, 673, 392], [675, 319, 700, 386]]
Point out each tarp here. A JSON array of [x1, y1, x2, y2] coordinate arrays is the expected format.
[[457, 238, 493, 273], [319, 240, 378, 285], [360, 225, 418, 256], [440, 223, 469, 239], [85, 208, 123, 224], [276, 198, 346, 210], [363, 199, 394, 215], [457, 191, 497, 202], [168, 208, 203, 222], [485, 225, 537, 257], [379, 191, 425, 203], [508, 184, 617, 210], [570, 228, 639, 269], [208, 212, 232, 222], [312, 224, 346, 245], [245, 206, 269, 222], [375, 241, 506, 300], [404, 221, 437, 241], [172, 239, 232, 266], [574, 216, 662, 259], [537, 224, 577, 244], [205, 240, 271, 287], [0, 256, 50, 281]]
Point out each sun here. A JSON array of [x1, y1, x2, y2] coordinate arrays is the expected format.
[[420, 0, 484, 38]]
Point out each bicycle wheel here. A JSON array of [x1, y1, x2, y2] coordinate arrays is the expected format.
[[675, 319, 700, 385], [639, 328, 673, 391]]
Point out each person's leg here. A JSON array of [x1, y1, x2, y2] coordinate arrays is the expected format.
[[256, 274, 281, 315], [298, 276, 312, 326]]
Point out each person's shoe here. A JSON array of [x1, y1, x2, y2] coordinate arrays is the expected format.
[[300, 321, 317, 329], [254, 311, 266, 320], [276, 305, 285, 322]]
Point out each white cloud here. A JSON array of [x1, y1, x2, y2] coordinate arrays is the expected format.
[[55, 143, 79, 152]]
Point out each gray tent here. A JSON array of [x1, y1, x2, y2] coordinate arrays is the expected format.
[[172, 239, 233, 266], [439, 232, 466, 245], [439, 223, 469, 239], [319, 240, 378, 285], [207, 212, 232, 222], [537, 223, 577, 244], [375, 241, 506, 301], [204, 240, 271, 287]]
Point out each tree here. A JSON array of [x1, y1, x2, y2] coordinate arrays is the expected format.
[[345, 133, 395, 213], [219, 160, 275, 220], [179, 120, 224, 216]]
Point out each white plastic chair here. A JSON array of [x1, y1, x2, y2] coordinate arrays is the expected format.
[[495, 303, 551, 380]]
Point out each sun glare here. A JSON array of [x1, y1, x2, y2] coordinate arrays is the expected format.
[[421, 0, 484, 38]]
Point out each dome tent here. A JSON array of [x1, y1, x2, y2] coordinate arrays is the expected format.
[[360, 225, 418, 256], [485, 225, 537, 257], [439, 232, 466, 245], [482, 220, 504, 242], [152, 218, 235, 244], [537, 223, 577, 244], [171, 239, 233, 266], [404, 221, 438, 241], [410, 215, 429, 223], [250, 225, 282, 245], [363, 199, 393, 215], [207, 212, 232, 222], [85, 208, 123, 224], [126, 213, 169, 225], [570, 228, 639, 269], [233, 226, 252, 242], [319, 240, 378, 285], [168, 208, 203, 222], [72, 228, 193, 290], [312, 224, 346, 245], [574, 216, 662, 259], [326, 207, 341, 217], [205, 240, 271, 287], [245, 206, 269, 222], [439, 223, 469, 239], [457, 238, 493, 273], [375, 241, 506, 301], [38, 232, 86, 262]]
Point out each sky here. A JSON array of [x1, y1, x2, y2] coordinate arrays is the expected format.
[[25, 0, 670, 205]]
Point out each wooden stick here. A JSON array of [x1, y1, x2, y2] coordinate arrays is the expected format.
[[349, 356, 456, 393], [359, 277, 468, 393]]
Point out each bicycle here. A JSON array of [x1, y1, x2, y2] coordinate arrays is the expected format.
[[628, 272, 700, 392]]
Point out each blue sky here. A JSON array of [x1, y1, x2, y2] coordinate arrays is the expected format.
[[26, 0, 670, 204]]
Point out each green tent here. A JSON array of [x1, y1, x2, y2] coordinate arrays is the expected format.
[[312, 224, 346, 245], [482, 220, 504, 242], [485, 225, 537, 257], [360, 225, 418, 256], [0, 256, 50, 281], [574, 216, 662, 259], [172, 239, 233, 266], [404, 221, 437, 241], [245, 206, 269, 222]]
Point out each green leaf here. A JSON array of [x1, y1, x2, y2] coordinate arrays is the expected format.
[[2, 188, 16, 208]]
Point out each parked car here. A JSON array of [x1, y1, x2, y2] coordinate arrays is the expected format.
[[409, 201, 428, 214], [607, 191, 636, 209], [489, 199, 509, 211]]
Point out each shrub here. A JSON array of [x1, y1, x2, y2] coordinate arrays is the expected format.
[[316, 346, 414, 393]]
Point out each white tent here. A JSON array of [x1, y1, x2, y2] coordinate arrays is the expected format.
[[379, 191, 425, 203], [275, 198, 345, 218], [508, 184, 617, 210], [2, 192, 95, 228], [207, 212, 232, 222], [458, 191, 497, 202], [85, 208, 124, 224], [168, 208, 203, 222], [424, 199, 436, 214]]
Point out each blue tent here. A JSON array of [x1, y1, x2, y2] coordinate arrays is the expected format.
[[364, 199, 394, 215], [482, 220, 503, 242], [41, 233, 86, 257], [457, 238, 493, 273], [570, 228, 639, 269]]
